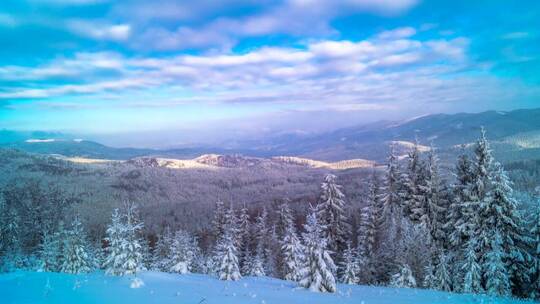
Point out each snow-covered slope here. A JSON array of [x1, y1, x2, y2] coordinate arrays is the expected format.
[[0, 271, 529, 304]]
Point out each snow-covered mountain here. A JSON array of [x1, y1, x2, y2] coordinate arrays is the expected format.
[[3, 108, 540, 163]]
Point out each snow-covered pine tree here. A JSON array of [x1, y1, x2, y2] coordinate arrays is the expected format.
[[247, 249, 266, 277], [252, 208, 269, 275], [38, 222, 64, 272], [168, 230, 199, 274], [424, 145, 448, 247], [433, 251, 452, 292], [401, 139, 426, 224], [462, 237, 482, 294], [237, 205, 251, 273], [379, 144, 406, 282], [423, 263, 436, 289], [316, 174, 351, 257], [211, 201, 227, 243], [120, 203, 144, 275], [61, 216, 92, 274], [340, 242, 359, 284], [484, 231, 511, 297], [481, 160, 528, 294], [0, 197, 21, 272], [280, 204, 303, 281], [529, 202, 540, 300], [104, 209, 124, 275], [357, 171, 380, 284], [299, 207, 337, 293], [448, 146, 475, 249], [390, 264, 417, 288], [151, 226, 173, 271], [215, 224, 241, 281]]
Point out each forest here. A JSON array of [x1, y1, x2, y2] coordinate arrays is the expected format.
[[0, 128, 539, 301]]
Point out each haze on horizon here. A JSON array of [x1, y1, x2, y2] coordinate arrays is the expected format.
[[1, 0, 539, 148]]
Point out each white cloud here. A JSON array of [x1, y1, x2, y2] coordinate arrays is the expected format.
[[68, 20, 131, 41], [0, 28, 478, 111]]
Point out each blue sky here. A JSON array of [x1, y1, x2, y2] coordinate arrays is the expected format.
[[0, 0, 539, 147]]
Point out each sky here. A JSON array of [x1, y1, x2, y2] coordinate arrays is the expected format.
[[0, 0, 539, 147]]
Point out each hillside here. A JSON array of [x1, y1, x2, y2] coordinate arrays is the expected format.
[[3, 108, 540, 163], [0, 149, 373, 237], [0, 271, 529, 304]]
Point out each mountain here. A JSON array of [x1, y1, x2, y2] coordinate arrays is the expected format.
[[242, 108, 540, 162], [2, 108, 540, 163]]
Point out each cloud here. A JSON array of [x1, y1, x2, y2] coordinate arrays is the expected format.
[[67, 20, 131, 41], [0, 28, 474, 108]]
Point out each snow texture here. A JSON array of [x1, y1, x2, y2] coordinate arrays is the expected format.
[[0, 271, 530, 304]]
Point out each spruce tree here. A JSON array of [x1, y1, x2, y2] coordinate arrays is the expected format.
[[38, 222, 64, 272], [169, 230, 199, 274], [299, 208, 337, 293], [340, 242, 359, 284], [530, 202, 540, 300], [390, 264, 417, 288], [253, 208, 269, 275], [401, 140, 426, 224], [104, 209, 124, 275], [151, 226, 173, 271], [61, 217, 92, 274], [448, 147, 475, 249], [462, 237, 482, 294], [280, 207, 303, 281], [484, 232, 511, 297], [211, 201, 227, 242], [120, 203, 144, 275], [237, 205, 251, 273], [247, 250, 266, 277], [433, 251, 452, 292], [216, 226, 241, 281], [379, 144, 405, 281], [317, 174, 351, 256]]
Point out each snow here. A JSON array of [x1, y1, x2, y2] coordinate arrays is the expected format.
[[0, 271, 530, 304], [25, 138, 56, 143], [130, 277, 145, 289]]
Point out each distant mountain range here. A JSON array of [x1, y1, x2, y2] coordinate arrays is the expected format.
[[2, 108, 540, 163]]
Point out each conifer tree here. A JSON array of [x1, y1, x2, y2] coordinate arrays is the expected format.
[[390, 264, 417, 288], [104, 209, 124, 275], [484, 232, 511, 297], [253, 208, 269, 274], [299, 208, 337, 293], [237, 205, 251, 272], [211, 201, 227, 242], [317, 174, 350, 256], [357, 172, 381, 284], [61, 217, 92, 274], [38, 222, 64, 272], [280, 206, 303, 281], [401, 140, 426, 224], [216, 226, 241, 281], [120, 203, 144, 275], [448, 147, 475, 248], [462, 237, 482, 294], [433, 251, 452, 292], [379, 144, 405, 281], [423, 263, 436, 289], [152, 226, 173, 271], [340, 242, 359, 284], [247, 250, 266, 277], [529, 202, 540, 300], [169, 230, 199, 274]]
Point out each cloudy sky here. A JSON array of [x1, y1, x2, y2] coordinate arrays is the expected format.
[[0, 0, 539, 147]]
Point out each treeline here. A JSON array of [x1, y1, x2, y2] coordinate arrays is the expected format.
[[0, 129, 539, 299]]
